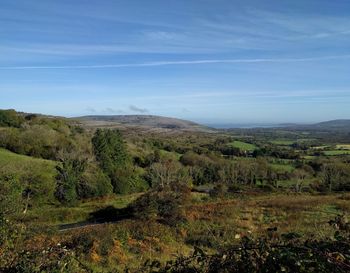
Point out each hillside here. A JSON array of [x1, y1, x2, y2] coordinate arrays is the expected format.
[[0, 148, 57, 205], [0, 148, 56, 176], [76, 115, 213, 132], [312, 119, 350, 129], [280, 119, 350, 132]]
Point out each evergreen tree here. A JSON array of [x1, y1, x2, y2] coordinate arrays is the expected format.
[[92, 129, 132, 193]]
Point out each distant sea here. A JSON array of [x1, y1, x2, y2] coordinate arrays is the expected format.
[[205, 123, 279, 129]]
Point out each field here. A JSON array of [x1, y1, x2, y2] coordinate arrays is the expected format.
[[323, 150, 350, 156], [336, 144, 350, 150], [270, 139, 295, 145], [270, 163, 295, 172], [228, 140, 256, 151]]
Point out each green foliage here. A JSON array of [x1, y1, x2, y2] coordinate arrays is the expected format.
[[92, 129, 128, 174], [111, 166, 148, 194], [0, 174, 23, 216], [131, 183, 191, 226], [0, 149, 57, 212], [0, 119, 87, 160], [0, 109, 25, 128], [55, 156, 87, 205], [77, 164, 113, 198], [92, 129, 147, 194], [319, 161, 350, 191]]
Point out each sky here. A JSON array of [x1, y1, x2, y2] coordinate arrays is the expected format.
[[1, 0, 350, 125]]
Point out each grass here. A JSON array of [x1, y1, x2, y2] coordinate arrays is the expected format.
[[26, 193, 143, 225], [302, 155, 317, 160], [184, 193, 347, 242], [323, 150, 350, 156], [21, 191, 350, 272], [0, 148, 56, 179], [0, 148, 54, 166], [336, 144, 350, 150], [270, 163, 295, 172], [270, 139, 295, 145], [228, 141, 256, 151], [270, 138, 315, 146]]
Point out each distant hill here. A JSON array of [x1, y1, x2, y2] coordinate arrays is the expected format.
[[283, 119, 350, 132], [76, 115, 213, 132], [220, 119, 350, 134], [311, 119, 350, 129]]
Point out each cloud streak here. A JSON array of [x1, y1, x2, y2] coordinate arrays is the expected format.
[[1, 54, 350, 70], [129, 105, 149, 113]]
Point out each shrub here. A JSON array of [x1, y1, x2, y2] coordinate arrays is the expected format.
[[131, 184, 191, 226]]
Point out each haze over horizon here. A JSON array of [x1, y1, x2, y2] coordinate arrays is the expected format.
[[1, 0, 350, 124]]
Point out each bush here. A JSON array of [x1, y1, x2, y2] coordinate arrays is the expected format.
[[209, 184, 228, 198], [77, 164, 113, 199], [131, 184, 191, 226]]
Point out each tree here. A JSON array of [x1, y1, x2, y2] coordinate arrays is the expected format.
[[148, 160, 178, 189], [292, 169, 309, 192], [92, 129, 131, 193], [218, 162, 237, 185], [0, 109, 24, 128], [77, 164, 113, 199], [321, 162, 350, 191], [92, 129, 128, 172], [54, 155, 87, 205]]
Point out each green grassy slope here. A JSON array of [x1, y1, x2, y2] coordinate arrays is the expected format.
[[0, 148, 57, 206], [0, 148, 56, 176]]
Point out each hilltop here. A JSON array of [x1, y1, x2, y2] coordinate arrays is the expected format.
[[75, 114, 213, 132]]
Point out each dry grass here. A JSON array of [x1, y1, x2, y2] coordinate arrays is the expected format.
[[35, 192, 348, 271]]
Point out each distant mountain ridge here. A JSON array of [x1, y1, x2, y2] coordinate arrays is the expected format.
[[281, 119, 350, 131], [76, 115, 212, 132], [312, 119, 350, 128], [76, 115, 350, 132]]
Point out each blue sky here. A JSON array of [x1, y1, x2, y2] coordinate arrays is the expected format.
[[1, 0, 350, 124]]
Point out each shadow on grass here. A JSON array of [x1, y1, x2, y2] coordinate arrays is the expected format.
[[89, 205, 133, 223], [59, 206, 134, 231]]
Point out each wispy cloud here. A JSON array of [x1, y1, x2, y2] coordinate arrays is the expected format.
[[1, 54, 349, 70], [105, 107, 124, 114], [129, 105, 149, 113], [85, 107, 96, 113]]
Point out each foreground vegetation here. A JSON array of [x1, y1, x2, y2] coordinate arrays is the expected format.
[[1, 109, 350, 272]]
